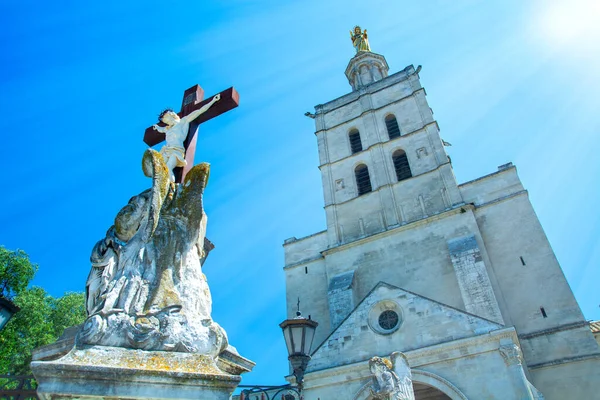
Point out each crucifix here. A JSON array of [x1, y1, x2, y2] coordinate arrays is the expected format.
[[143, 84, 240, 183]]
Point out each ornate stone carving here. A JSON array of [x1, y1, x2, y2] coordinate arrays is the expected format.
[[80, 149, 227, 356], [416, 147, 428, 159], [369, 352, 415, 400], [499, 344, 522, 366]]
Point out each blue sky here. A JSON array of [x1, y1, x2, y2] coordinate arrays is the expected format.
[[1, 0, 599, 387]]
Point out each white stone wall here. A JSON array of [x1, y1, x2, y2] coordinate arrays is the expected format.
[[529, 356, 600, 400], [286, 207, 503, 349]]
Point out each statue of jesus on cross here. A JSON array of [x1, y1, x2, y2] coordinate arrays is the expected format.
[[153, 94, 221, 181], [143, 85, 240, 183]]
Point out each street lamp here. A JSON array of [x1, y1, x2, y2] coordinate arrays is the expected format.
[[279, 304, 318, 393], [0, 296, 19, 331]]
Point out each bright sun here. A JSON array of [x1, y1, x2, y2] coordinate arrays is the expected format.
[[534, 0, 600, 49]]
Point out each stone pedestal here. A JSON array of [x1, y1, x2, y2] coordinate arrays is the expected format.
[[31, 344, 254, 400]]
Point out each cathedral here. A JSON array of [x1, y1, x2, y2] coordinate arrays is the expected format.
[[281, 28, 600, 399]]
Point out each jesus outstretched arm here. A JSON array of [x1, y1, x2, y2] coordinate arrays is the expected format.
[[152, 124, 168, 133], [182, 94, 221, 123]]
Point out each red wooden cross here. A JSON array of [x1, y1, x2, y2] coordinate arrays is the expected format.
[[143, 84, 240, 183]]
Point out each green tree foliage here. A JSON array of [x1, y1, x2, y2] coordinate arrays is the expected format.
[[0, 247, 86, 375], [0, 247, 38, 300]]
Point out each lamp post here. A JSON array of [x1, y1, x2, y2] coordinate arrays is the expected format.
[[0, 297, 19, 331], [279, 304, 318, 394]]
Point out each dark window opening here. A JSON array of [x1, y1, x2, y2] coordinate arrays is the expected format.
[[349, 129, 362, 154], [540, 307, 547, 318], [392, 150, 412, 181], [385, 115, 401, 139], [378, 310, 399, 330], [304, 266, 308, 274], [355, 164, 372, 195]]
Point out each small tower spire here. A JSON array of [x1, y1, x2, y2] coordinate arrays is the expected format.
[[345, 26, 389, 90]]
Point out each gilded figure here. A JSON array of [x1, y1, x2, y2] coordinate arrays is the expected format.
[[350, 25, 371, 53]]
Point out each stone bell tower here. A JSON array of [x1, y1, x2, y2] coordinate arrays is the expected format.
[[313, 47, 461, 249], [282, 28, 600, 400]]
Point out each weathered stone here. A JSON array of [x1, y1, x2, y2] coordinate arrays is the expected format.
[[79, 150, 225, 355], [32, 149, 254, 399], [32, 345, 252, 400]]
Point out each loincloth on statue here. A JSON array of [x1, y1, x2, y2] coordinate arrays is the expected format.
[[160, 145, 187, 167]]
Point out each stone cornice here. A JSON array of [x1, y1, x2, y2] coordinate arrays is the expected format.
[[314, 87, 427, 135], [528, 353, 600, 370], [406, 327, 518, 367], [315, 65, 416, 115], [518, 321, 588, 340], [283, 254, 325, 271], [473, 190, 528, 210], [303, 327, 519, 388], [458, 165, 517, 188], [321, 203, 473, 256], [283, 230, 327, 247]]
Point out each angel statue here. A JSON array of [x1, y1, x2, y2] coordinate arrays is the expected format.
[[369, 352, 415, 400], [350, 25, 371, 53]]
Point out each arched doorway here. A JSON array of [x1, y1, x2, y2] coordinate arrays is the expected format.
[[413, 382, 451, 399]]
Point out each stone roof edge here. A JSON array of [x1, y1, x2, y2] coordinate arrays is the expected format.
[[458, 164, 517, 188]]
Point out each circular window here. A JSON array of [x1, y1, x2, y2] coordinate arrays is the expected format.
[[378, 310, 399, 330], [368, 300, 403, 335]]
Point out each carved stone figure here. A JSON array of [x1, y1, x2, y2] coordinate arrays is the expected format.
[[152, 93, 221, 181], [369, 352, 415, 400], [80, 149, 226, 356], [350, 25, 371, 53]]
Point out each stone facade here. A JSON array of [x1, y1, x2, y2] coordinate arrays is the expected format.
[[282, 51, 600, 399]]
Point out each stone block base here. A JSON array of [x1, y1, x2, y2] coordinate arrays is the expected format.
[[31, 345, 253, 400]]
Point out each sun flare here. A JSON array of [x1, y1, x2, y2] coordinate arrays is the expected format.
[[535, 0, 600, 48]]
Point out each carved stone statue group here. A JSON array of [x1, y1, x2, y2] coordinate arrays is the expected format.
[[369, 352, 415, 400], [81, 149, 226, 355], [79, 89, 226, 357]]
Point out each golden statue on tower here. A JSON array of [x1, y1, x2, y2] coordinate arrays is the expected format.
[[350, 25, 371, 53]]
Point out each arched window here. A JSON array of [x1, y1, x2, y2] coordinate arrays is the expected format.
[[392, 150, 412, 182], [385, 115, 401, 139], [349, 129, 363, 154], [355, 164, 372, 195]]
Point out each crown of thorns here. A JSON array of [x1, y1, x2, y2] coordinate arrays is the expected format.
[[158, 108, 174, 122]]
